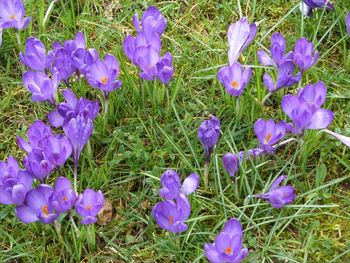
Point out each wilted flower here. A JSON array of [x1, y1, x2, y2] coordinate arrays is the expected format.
[[16, 184, 59, 224], [222, 153, 239, 177], [217, 62, 252, 97], [282, 81, 333, 132], [48, 89, 100, 128], [198, 116, 221, 163], [50, 177, 76, 213], [0, 156, 33, 205], [254, 119, 286, 153], [152, 194, 191, 233], [0, 0, 31, 30], [263, 61, 301, 93], [75, 189, 104, 224], [22, 70, 60, 105], [323, 129, 350, 148], [292, 38, 319, 72], [204, 218, 248, 263], [38, 135, 72, 167], [228, 17, 257, 65], [159, 170, 199, 199], [19, 37, 54, 72], [254, 175, 296, 208]]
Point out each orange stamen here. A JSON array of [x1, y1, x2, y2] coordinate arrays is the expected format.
[[41, 205, 49, 217], [9, 14, 15, 20], [264, 132, 272, 143], [100, 76, 108, 85], [86, 205, 92, 211], [231, 81, 239, 89], [225, 246, 232, 255], [63, 196, 68, 201], [168, 216, 174, 224]]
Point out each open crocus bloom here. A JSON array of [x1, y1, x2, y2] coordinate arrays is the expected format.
[[204, 218, 248, 263], [217, 62, 252, 97], [228, 17, 257, 65], [152, 194, 191, 233], [254, 119, 286, 153], [50, 177, 76, 213], [38, 135, 72, 167], [159, 170, 199, 199], [198, 116, 221, 163], [23, 149, 55, 181], [254, 175, 296, 208], [75, 189, 104, 224], [0, 0, 31, 30], [16, 184, 59, 224]]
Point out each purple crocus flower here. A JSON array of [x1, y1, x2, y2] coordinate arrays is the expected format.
[[0, 156, 33, 205], [134, 46, 160, 80], [38, 135, 72, 167], [50, 177, 76, 213], [254, 119, 286, 153], [140, 6, 167, 40], [86, 53, 122, 97], [0, 0, 31, 30], [152, 194, 191, 233], [17, 120, 53, 153], [292, 38, 319, 72], [0, 28, 2, 47], [217, 62, 252, 97], [258, 32, 292, 67], [23, 149, 55, 181], [263, 61, 301, 93], [346, 12, 350, 35], [16, 184, 59, 224], [198, 116, 221, 163], [75, 189, 104, 224], [19, 37, 54, 72], [22, 70, 60, 105], [204, 218, 248, 263], [222, 153, 239, 177], [282, 81, 333, 132], [254, 175, 296, 208], [156, 52, 174, 86], [303, 0, 334, 10], [48, 89, 100, 128], [159, 170, 199, 199], [228, 17, 257, 65], [63, 115, 93, 164], [72, 48, 99, 75]]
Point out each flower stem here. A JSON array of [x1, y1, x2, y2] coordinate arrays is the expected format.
[[204, 162, 209, 187], [104, 95, 109, 116], [54, 221, 64, 245], [15, 30, 23, 51], [73, 161, 78, 193], [166, 85, 170, 115], [261, 92, 272, 105], [42, 0, 57, 30]]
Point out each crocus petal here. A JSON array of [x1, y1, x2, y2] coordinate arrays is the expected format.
[[222, 218, 243, 238], [270, 175, 286, 190], [307, 109, 333, 129], [258, 50, 274, 66], [181, 173, 200, 195], [323, 129, 350, 147], [16, 206, 39, 223]]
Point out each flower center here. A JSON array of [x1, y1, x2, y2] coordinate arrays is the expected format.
[[264, 132, 272, 144], [225, 246, 232, 255], [9, 14, 15, 20], [168, 216, 174, 224], [231, 81, 239, 89], [41, 205, 49, 217], [63, 196, 68, 201], [86, 204, 92, 211], [147, 64, 154, 71], [100, 76, 108, 85]]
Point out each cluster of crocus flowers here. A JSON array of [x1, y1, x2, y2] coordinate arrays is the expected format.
[[204, 218, 249, 263], [217, 17, 256, 97], [123, 6, 174, 87], [0, 0, 31, 47], [152, 170, 199, 233]]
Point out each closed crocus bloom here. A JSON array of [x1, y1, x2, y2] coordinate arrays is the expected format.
[[292, 38, 319, 72], [86, 54, 122, 95], [217, 62, 252, 97], [134, 46, 160, 80], [303, 0, 334, 10], [156, 52, 174, 86], [222, 153, 239, 177], [297, 81, 327, 111], [0, 156, 33, 205], [152, 194, 191, 233], [228, 17, 257, 65], [17, 120, 53, 153], [22, 70, 60, 105], [0, 0, 31, 30], [254, 119, 286, 153], [72, 48, 99, 75], [23, 149, 55, 181], [53, 48, 76, 82], [16, 184, 59, 224], [346, 12, 350, 35], [198, 116, 221, 162], [38, 135, 72, 167], [204, 218, 248, 263], [263, 61, 301, 93], [255, 175, 296, 208], [75, 189, 104, 224], [141, 6, 167, 39], [63, 115, 93, 163], [16, 185, 56, 223], [282, 92, 333, 132], [48, 89, 100, 128], [50, 177, 76, 213]]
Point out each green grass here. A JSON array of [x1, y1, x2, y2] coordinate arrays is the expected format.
[[0, 0, 350, 262]]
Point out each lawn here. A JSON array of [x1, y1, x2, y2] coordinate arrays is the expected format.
[[0, 0, 350, 262]]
